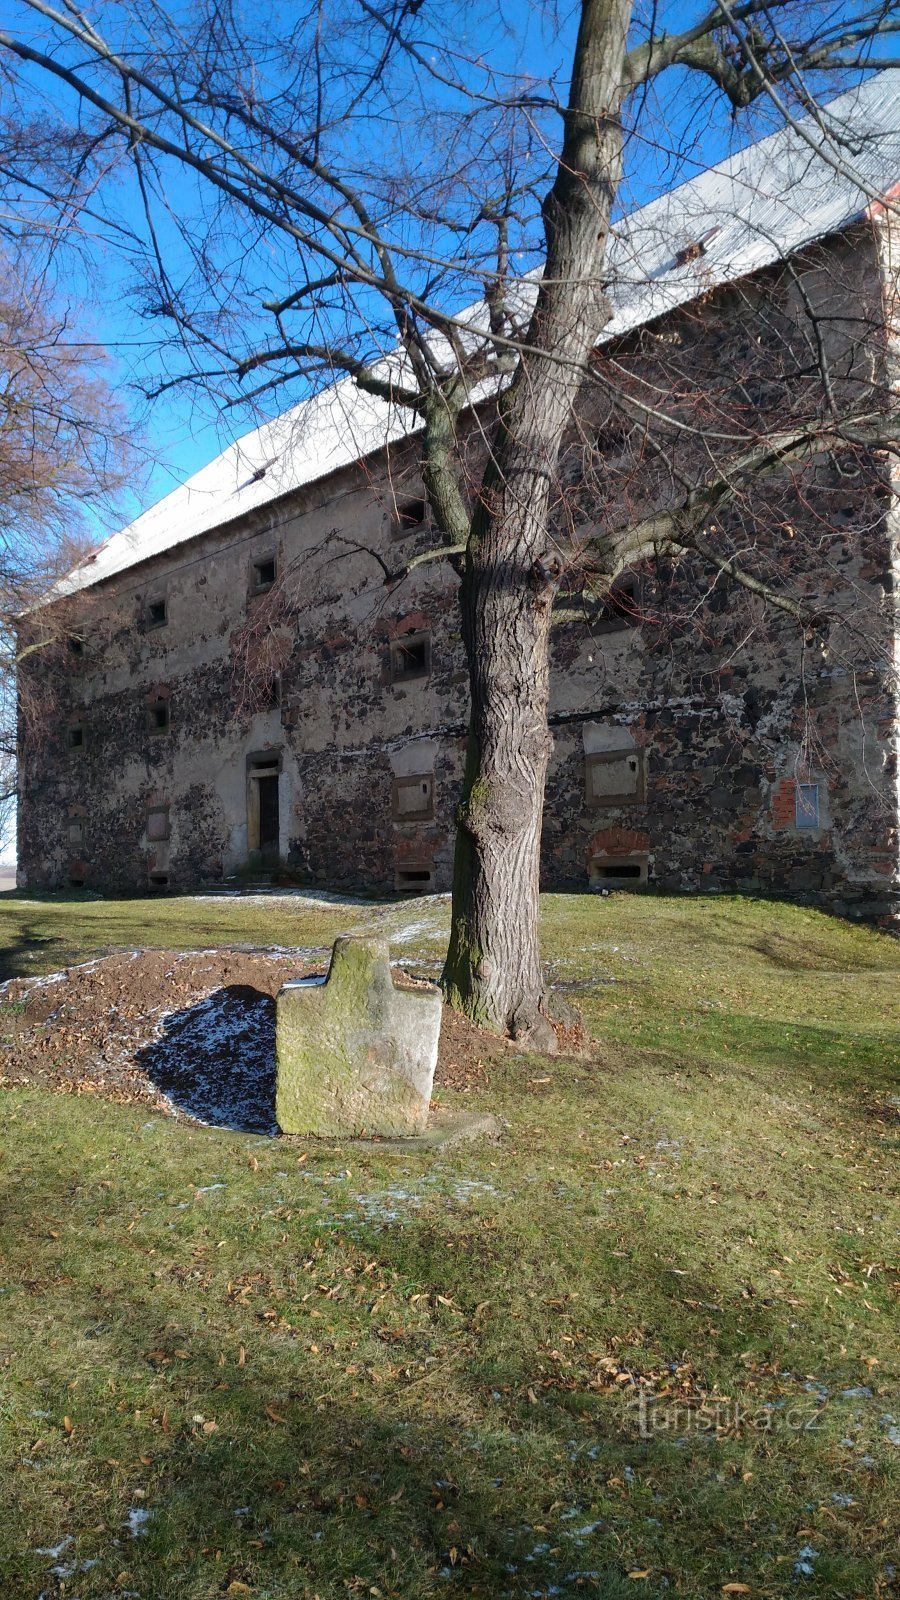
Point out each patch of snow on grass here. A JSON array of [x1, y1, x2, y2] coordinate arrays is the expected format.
[[33, 1535, 73, 1558], [344, 1175, 499, 1229], [137, 987, 278, 1134]]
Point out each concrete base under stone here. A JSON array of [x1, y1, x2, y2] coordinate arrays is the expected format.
[[352, 1107, 503, 1152], [278, 1106, 502, 1150]]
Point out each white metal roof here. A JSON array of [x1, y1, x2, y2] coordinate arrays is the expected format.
[[58, 69, 900, 598]]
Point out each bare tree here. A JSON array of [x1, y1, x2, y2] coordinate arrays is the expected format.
[[0, 249, 132, 845], [0, 0, 897, 1037]]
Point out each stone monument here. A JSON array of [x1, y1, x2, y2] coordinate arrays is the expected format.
[[275, 934, 442, 1137]]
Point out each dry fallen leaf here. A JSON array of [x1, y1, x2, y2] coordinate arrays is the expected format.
[[721, 1586, 752, 1595], [627, 1572, 651, 1580], [265, 1405, 286, 1423]]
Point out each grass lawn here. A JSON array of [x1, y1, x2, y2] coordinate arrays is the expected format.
[[0, 888, 897, 1599]]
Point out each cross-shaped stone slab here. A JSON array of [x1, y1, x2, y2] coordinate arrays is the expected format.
[[275, 935, 442, 1137]]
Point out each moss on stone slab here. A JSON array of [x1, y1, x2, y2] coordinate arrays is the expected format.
[[275, 935, 442, 1137]]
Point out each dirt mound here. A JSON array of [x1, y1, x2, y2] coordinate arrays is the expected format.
[[0, 949, 507, 1132]]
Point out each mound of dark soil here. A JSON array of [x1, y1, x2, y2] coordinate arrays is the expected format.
[[0, 949, 508, 1132]]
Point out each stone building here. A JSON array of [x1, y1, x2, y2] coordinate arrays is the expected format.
[[17, 75, 900, 920]]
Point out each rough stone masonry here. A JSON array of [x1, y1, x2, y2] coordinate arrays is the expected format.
[[15, 80, 900, 922], [275, 936, 442, 1137]]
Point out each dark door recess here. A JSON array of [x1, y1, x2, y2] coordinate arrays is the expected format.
[[257, 774, 280, 857]]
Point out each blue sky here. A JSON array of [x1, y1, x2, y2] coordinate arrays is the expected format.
[[8, 0, 895, 533]]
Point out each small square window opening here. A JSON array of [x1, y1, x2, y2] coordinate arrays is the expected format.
[[597, 577, 640, 630], [795, 782, 820, 829], [147, 597, 168, 628], [250, 554, 277, 592], [262, 674, 281, 710], [392, 496, 427, 538], [68, 635, 85, 657], [390, 632, 431, 682]]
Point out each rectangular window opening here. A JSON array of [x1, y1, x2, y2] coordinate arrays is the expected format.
[[68, 635, 85, 657], [594, 418, 630, 456], [589, 855, 648, 889], [392, 496, 427, 538], [585, 749, 645, 808], [68, 875, 85, 889], [147, 806, 170, 842], [147, 597, 168, 628], [597, 577, 640, 630], [795, 782, 820, 829], [250, 554, 277, 592], [262, 674, 281, 710], [392, 773, 434, 823], [68, 722, 85, 751], [67, 820, 84, 849], [147, 699, 170, 735], [395, 865, 435, 894], [148, 871, 170, 890], [390, 632, 431, 683]]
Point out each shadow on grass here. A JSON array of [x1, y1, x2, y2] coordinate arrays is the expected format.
[[0, 923, 77, 983], [1, 1117, 896, 1599], [135, 985, 278, 1134], [1, 1218, 655, 1599], [588, 1003, 899, 1095]]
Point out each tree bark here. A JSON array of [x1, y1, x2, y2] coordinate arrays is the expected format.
[[442, 0, 633, 1047]]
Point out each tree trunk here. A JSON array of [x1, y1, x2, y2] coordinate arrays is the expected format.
[[442, 0, 633, 1046]]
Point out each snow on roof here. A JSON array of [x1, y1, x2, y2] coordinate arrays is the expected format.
[[58, 69, 900, 598]]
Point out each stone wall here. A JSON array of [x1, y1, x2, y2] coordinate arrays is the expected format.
[[17, 224, 899, 920]]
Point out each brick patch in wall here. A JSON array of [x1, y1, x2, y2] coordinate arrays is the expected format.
[[771, 778, 799, 829], [382, 610, 430, 640], [588, 826, 651, 860], [395, 829, 442, 867]]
